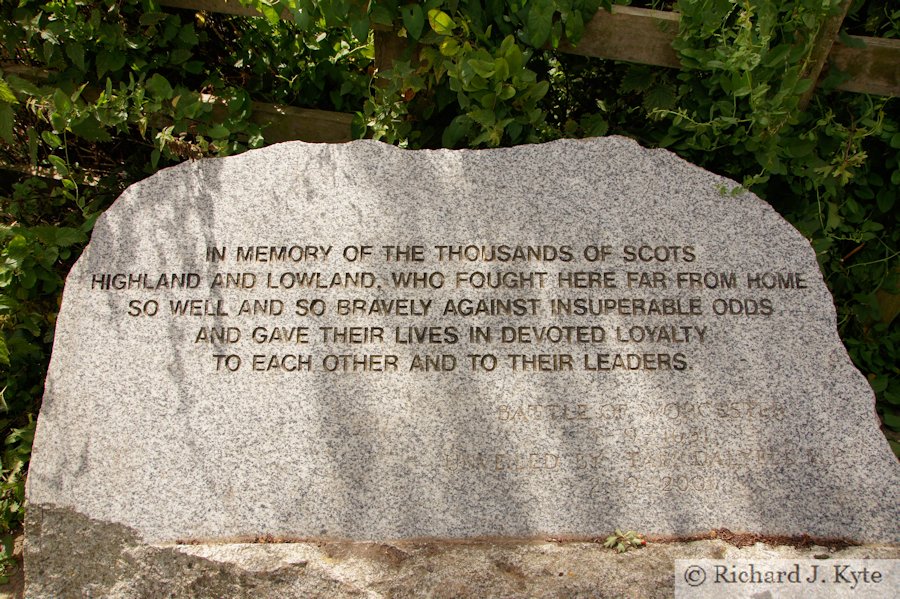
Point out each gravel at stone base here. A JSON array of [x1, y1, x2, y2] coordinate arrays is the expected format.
[[17, 530, 900, 598]]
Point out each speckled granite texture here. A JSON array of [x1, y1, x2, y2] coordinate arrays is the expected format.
[[25, 137, 899, 593]]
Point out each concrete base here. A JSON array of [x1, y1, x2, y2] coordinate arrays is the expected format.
[[23, 506, 900, 598]]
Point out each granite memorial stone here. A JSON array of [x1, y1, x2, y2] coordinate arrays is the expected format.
[[26, 137, 900, 591]]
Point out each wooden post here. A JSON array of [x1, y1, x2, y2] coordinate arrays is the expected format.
[[798, 0, 853, 110], [374, 29, 407, 75]]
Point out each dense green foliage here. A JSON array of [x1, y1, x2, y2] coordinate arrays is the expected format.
[[0, 0, 897, 576]]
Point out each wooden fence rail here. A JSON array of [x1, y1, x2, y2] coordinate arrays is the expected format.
[[154, 1, 899, 142], [3, 1, 896, 153], [556, 4, 898, 99], [160, 0, 899, 97], [0, 63, 355, 145]]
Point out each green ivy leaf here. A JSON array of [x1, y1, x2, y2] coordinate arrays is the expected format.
[[502, 37, 524, 74], [64, 42, 85, 71], [178, 24, 199, 45], [257, 2, 281, 25], [0, 334, 9, 367], [468, 108, 496, 127], [5, 74, 40, 97], [207, 124, 230, 138], [70, 116, 112, 142], [351, 14, 370, 42], [620, 67, 653, 93], [876, 190, 895, 213], [19, 268, 37, 290], [401, 5, 425, 40], [287, 0, 314, 30], [764, 44, 791, 67], [52, 88, 72, 116], [784, 138, 815, 158], [370, 5, 393, 26], [428, 9, 456, 36], [825, 201, 841, 230], [170, 48, 192, 65], [146, 74, 174, 100], [565, 9, 584, 41], [47, 155, 68, 177], [32, 226, 85, 248], [468, 59, 496, 79], [581, 113, 609, 137], [0, 79, 17, 104], [497, 84, 515, 100], [41, 131, 61, 149], [96, 51, 127, 79], [883, 409, 900, 429], [870, 375, 889, 394], [643, 85, 676, 112], [793, 78, 813, 95], [526, 0, 555, 48], [139, 12, 168, 27], [529, 80, 550, 101], [440, 38, 460, 57], [442, 114, 471, 148]]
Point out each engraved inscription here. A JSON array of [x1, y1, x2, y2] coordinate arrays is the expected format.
[[90, 241, 812, 484]]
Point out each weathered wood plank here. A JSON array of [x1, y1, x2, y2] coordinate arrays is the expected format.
[[1, 64, 354, 144], [830, 36, 900, 96], [159, 0, 263, 18], [559, 6, 680, 68], [247, 102, 354, 143]]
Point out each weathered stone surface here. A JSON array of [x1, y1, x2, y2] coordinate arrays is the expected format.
[[26, 137, 900, 592]]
